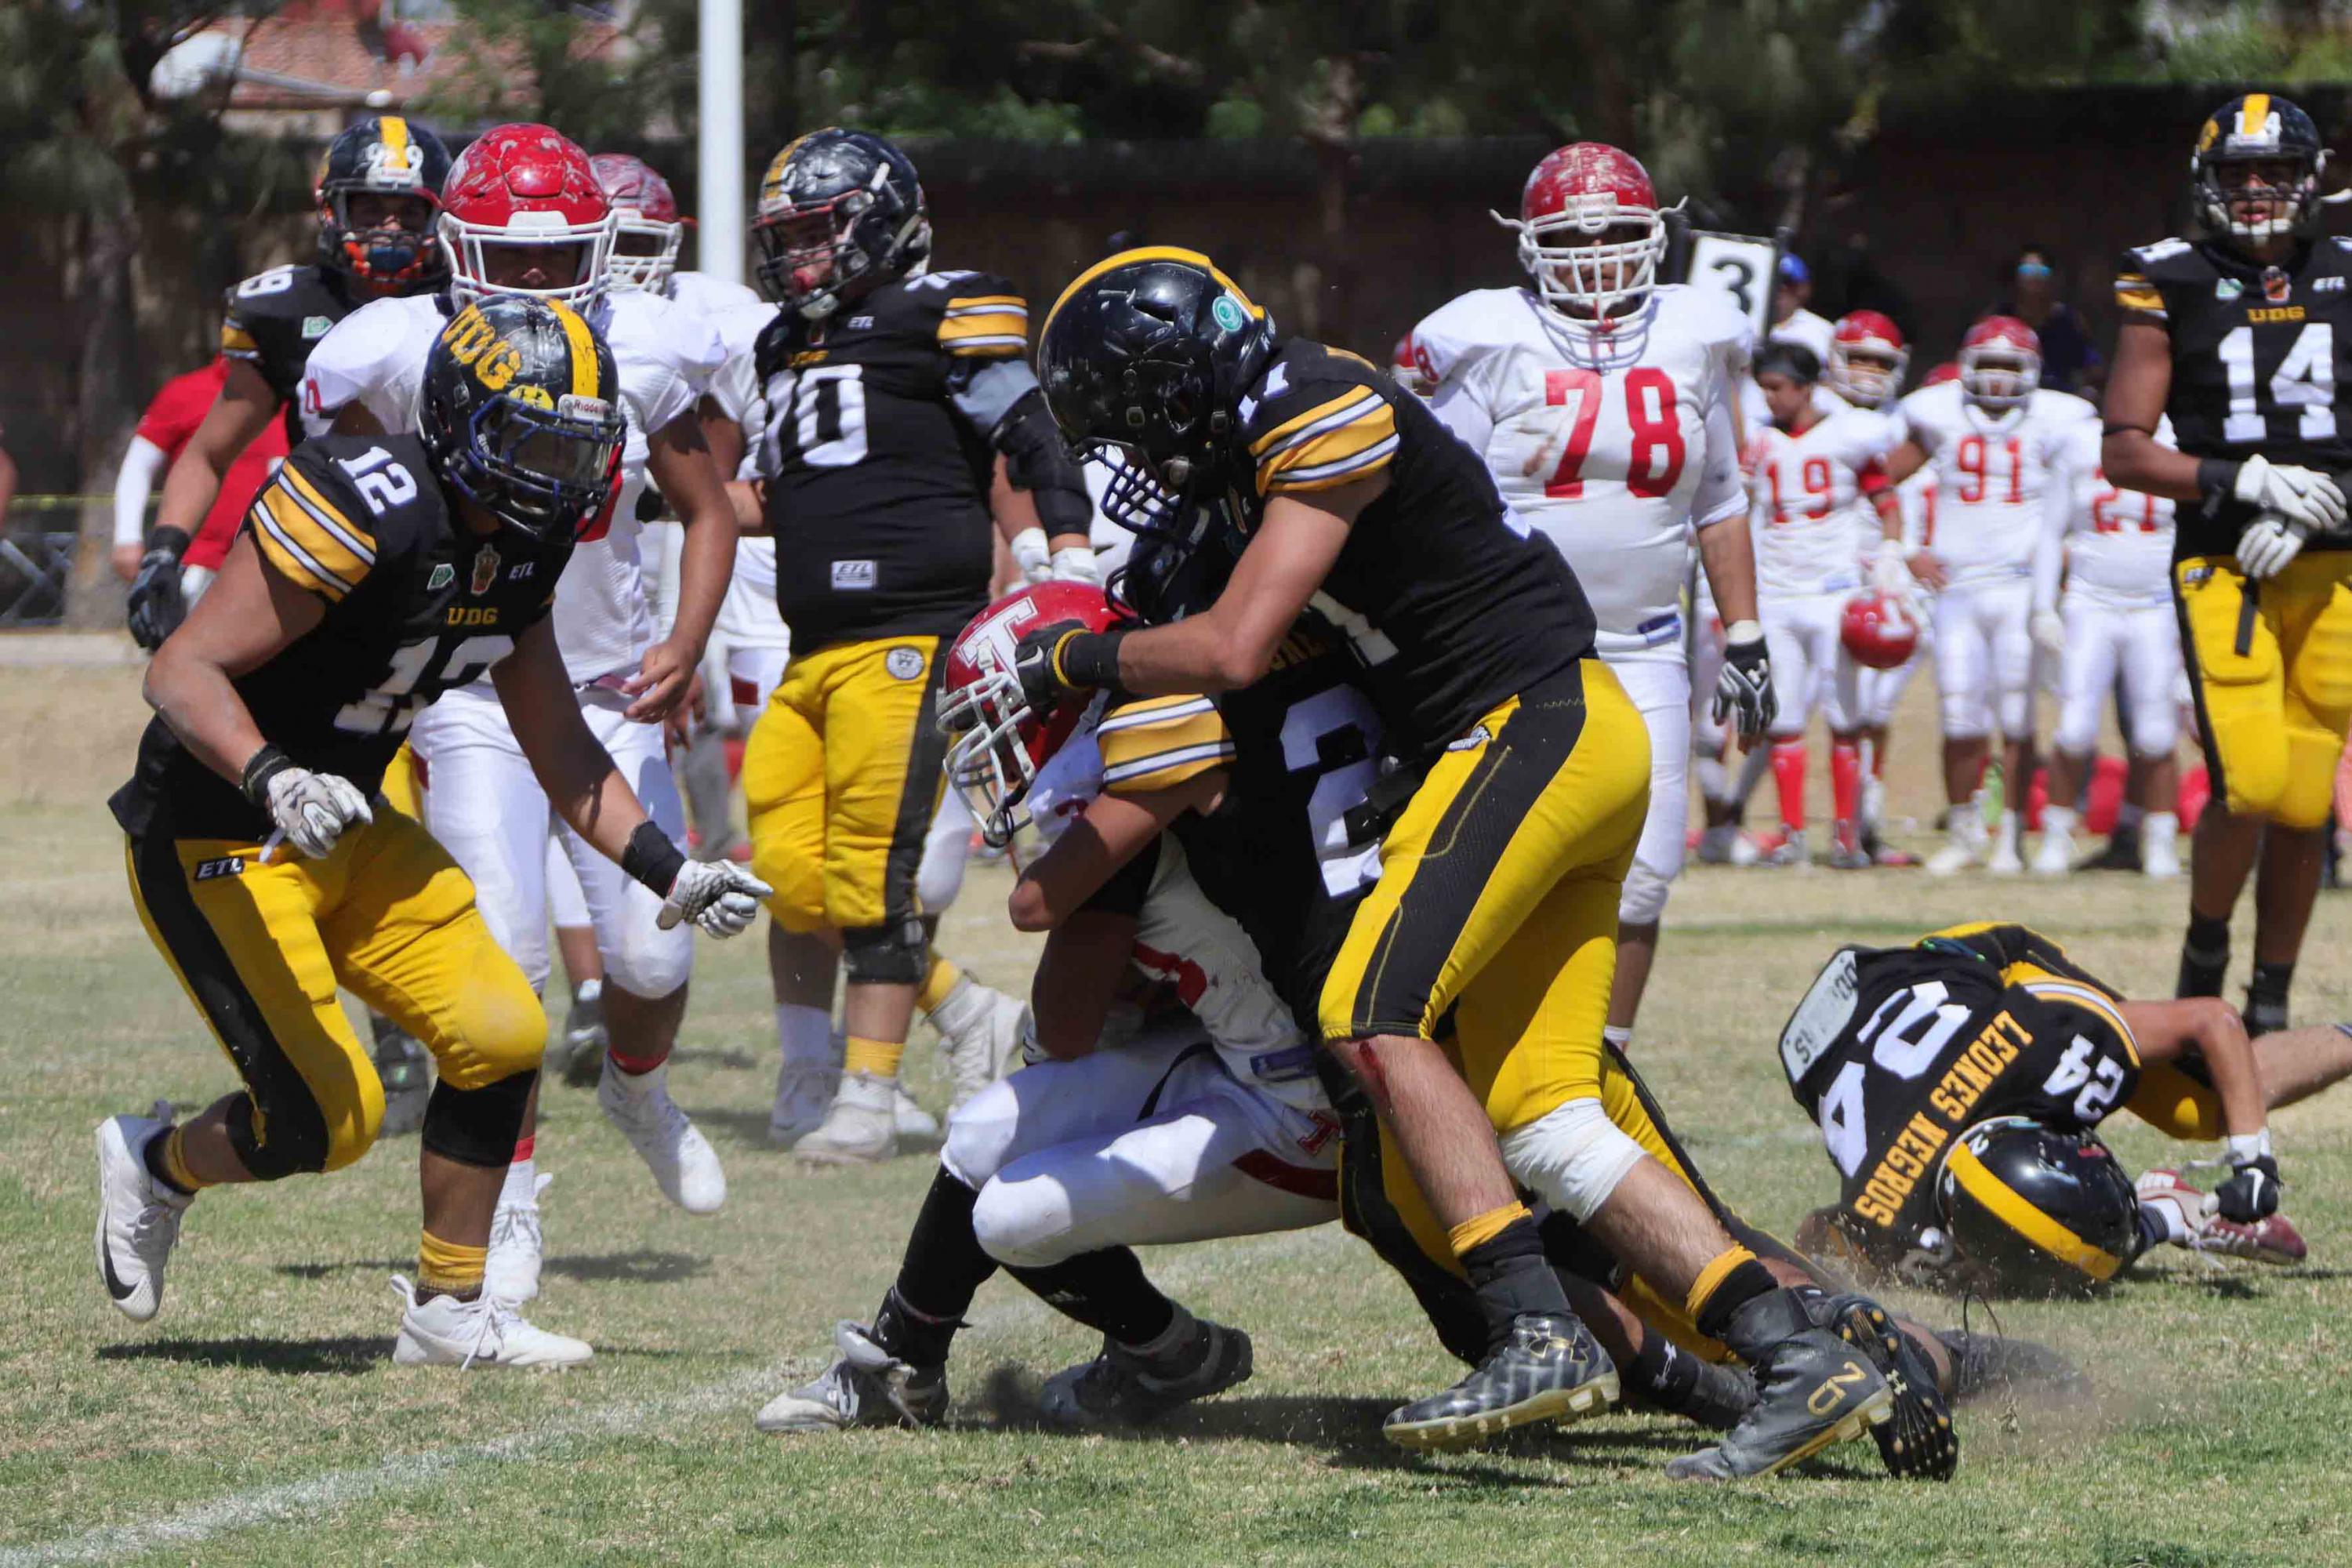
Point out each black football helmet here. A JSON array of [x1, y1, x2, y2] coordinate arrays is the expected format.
[[1936, 1117, 2142, 1298], [1036, 248, 1275, 613], [316, 115, 452, 288], [2191, 93, 2330, 245], [419, 296, 626, 542], [751, 129, 931, 318]]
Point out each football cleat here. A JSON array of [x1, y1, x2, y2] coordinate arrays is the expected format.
[[754, 1319, 948, 1433], [1986, 819, 2024, 877], [2142, 829, 2182, 881], [598, 1058, 725, 1214], [793, 1070, 898, 1167], [2077, 824, 2144, 875], [1039, 1309, 1254, 1427], [369, 1014, 433, 1137], [1813, 1293, 1957, 1481], [94, 1102, 191, 1323], [485, 1171, 550, 1302], [1763, 829, 1809, 868], [935, 980, 1028, 1114], [769, 1062, 838, 1145], [557, 981, 608, 1087], [1666, 1290, 1892, 1481], [1933, 1330, 2089, 1405], [893, 1087, 942, 1149], [1926, 821, 1984, 877], [1381, 1311, 1619, 1453], [1695, 823, 1760, 866], [389, 1276, 593, 1369], [2030, 828, 2075, 877]]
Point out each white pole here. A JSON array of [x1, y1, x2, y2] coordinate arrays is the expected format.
[[697, 0, 744, 285]]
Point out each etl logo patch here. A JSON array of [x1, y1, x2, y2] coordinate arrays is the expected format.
[[194, 857, 246, 881]]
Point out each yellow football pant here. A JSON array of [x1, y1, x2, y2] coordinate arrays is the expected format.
[[2176, 550, 2352, 828], [125, 811, 544, 1178]]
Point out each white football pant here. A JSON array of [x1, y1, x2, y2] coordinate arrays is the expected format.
[[1933, 578, 2035, 741], [2055, 598, 2182, 760], [1761, 590, 1860, 738], [1610, 655, 1690, 924]]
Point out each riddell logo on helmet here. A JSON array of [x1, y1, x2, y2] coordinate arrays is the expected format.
[[439, 306, 523, 391]]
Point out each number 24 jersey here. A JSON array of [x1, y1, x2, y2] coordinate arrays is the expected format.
[[110, 436, 570, 842]]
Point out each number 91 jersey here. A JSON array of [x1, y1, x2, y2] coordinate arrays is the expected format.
[[1411, 283, 1751, 661], [2116, 234, 2352, 557], [1776, 922, 2143, 1256], [109, 435, 569, 843]]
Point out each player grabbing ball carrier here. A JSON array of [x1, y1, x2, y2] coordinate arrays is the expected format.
[[95, 299, 766, 1365], [2104, 93, 2352, 1033]]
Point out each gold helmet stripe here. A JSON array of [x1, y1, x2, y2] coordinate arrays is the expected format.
[[2241, 93, 2271, 137], [1044, 245, 1262, 347], [1944, 1138, 2124, 1281], [379, 115, 411, 166], [549, 300, 601, 398]]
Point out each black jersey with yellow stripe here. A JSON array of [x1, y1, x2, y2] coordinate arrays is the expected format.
[[754, 269, 1033, 653], [2114, 234, 2352, 556], [1232, 339, 1596, 754], [219, 262, 365, 441], [1098, 616, 1386, 1029], [109, 434, 570, 840], [1777, 922, 2143, 1253]]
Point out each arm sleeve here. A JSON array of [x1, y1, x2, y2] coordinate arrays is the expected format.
[[982, 383, 1093, 537], [114, 435, 169, 547]]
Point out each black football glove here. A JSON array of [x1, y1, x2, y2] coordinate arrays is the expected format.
[[1712, 624, 1777, 742], [2213, 1153, 2281, 1223], [1011, 620, 1125, 713], [126, 529, 192, 652]]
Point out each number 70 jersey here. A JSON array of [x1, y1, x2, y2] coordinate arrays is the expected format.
[[1411, 284, 1751, 660]]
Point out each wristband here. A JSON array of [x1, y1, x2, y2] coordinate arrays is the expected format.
[[240, 743, 296, 808], [143, 525, 192, 558], [2226, 1128, 2274, 1165], [1055, 626, 1129, 689], [2197, 456, 2243, 504], [619, 819, 688, 897], [1722, 619, 1764, 649]]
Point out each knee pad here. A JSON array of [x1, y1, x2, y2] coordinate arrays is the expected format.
[[842, 919, 926, 985], [1497, 1096, 1647, 1223], [601, 916, 695, 999], [420, 1069, 538, 1168], [1617, 856, 1671, 924], [970, 1171, 1073, 1269], [939, 1079, 1023, 1189], [226, 1088, 330, 1181]]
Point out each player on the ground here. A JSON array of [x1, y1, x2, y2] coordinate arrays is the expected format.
[[1781, 922, 2351, 1293], [1413, 142, 1773, 1050], [739, 128, 1094, 1165], [93, 300, 767, 1362], [2032, 416, 2185, 878], [1745, 343, 1900, 867], [2103, 93, 2352, 1034], [300, 123, 740, 1299], [1879, 318, 2095, 874]]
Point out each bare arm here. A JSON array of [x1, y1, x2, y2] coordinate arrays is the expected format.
[[152, 362, 278, 543], [1030, 910, 1141, 1060], [1694, 510, 1759, 626], [989, 453, 1091, 555], [1007, 770, 1223, 931], [332, 403, 387, 437], [2100, 319, 2202, 500], [142, 531, 325, 783], [492, 617, 652, 864], [1878, 440, 1928, 503], [630, 412, 739, 720], [2118, 998, 2267, 1139]]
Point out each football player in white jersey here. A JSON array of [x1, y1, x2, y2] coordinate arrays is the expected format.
[[2032, 416, 2184, 879], [1745, 343, 1900, 867], [300, 124, 742, 1307], [1878, 317, 2096, 874], [1413, 142, 1773, 1049]]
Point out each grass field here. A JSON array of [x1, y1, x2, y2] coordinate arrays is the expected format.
[[5, 659, 2350, 1566]]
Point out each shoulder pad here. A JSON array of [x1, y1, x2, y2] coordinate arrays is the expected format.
[[1660, 281, 1755, 350], [1241, 343, 1399, 498], [1095, 695, 1234, 796], [1410, 289, 1528, 383], [249, 441, 390, 604]]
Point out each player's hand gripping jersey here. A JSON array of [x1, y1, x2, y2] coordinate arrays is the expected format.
[[1748, 405, 1897, 596], [108, 436, 572, 840], [1412, 285, 1749, 660], [1898, 381, 2093, 587]]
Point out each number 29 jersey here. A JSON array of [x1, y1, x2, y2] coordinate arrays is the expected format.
[[1777, 923, 2143, 1255], [2115, 234, 2352, 557], [109, 436, 569, 843]]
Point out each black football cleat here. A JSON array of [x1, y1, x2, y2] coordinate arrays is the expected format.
[[1382, 1311, 1619, 1453], [1039, 1309, 1253, 1427], [1934, 1329, 2090, 1404], [1814, 1293, 1957, 1481], [1667, 1290, 1891, 1480]]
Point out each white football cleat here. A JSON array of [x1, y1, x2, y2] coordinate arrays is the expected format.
[[94, 1102, 191, 1323], [485, 1171, 550, 1303], [755, 1320, 948, 1432], [599, 1058, 726, 1214], [389, 1276, 593, 1369], [894, 1087, 942, 1147], [937, 982, 1029, 1114], [2143, 815, 2182, 880], [793, 1070, 897, 1166], [2031, 829, 2074, 877], [1926, 820, 1984, 877], [769, 1062, 839, 1146], [1986, 813, 2024, 877]]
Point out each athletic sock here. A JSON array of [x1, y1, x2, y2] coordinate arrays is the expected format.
[[1690, 1249, 1777, 1344], [143, 1125, 207, 1196], [1731, 742, 1773, 815], [1602, 1024, 1634, 1057], [1004, 1247, 1176, 1347], [417, 1229, 488, 1303], [880, 1167, 998, 1365], [2247, 962, 2295, 1036], [2145, 811, 2180, 850], [1456, 1204, 1568, 1350], [1830, 741, 1862, 829], [1629, 1330, 1698, 1409], [844, 1035, 904, 1080], [916, 954, 963, 1018], [500, 1138, 537, 1207], [2179, 912, 2231, 999], [1770, 740, 1807, 834], [775, 1003, 834, 1071], [1695, 753, 1732, 806], [606, 1044, 667, 1079]]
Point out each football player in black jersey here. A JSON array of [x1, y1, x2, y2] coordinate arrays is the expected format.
[[1024, 249, 1900, 1475], [2104, 94, 2352, 1036], [739, 129, 1094, 1165], [93, 298, 768, 1367], [1782, 923, 2352, 1292], [131, 115, 453, 652]]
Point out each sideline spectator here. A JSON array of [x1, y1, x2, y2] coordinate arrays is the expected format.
[[1770, 254, 1837, 360], [1995, 245, 2103, 394]]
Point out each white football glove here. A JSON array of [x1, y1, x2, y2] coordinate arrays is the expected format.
[[1008, 526, 1054, 585], [1048, 545, 1102, 585], [2233, 454, 2346, 533], [2031, 608, 2067, 659], [2236, 512, 2310, 580], [1870, 539, 1913, 595], [655, 859, 772, 936], [264, 768, 373, 859]]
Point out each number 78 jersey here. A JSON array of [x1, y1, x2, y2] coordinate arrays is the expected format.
[[1412, 284, 1751, 659]]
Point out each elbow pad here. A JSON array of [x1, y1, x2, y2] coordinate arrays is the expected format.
[[993, 390, 1094, 536]]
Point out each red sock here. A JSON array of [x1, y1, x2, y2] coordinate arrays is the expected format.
[[1831, 740, 1862, 827], [1771, 739, 1807, 833], [512, 1133, 535, 1163]]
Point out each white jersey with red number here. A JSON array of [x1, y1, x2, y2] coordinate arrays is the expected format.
[[698, 292, 793, 652], [665, 269, 761, 323], [1748, 405, 1896, 596], [1415, 284, 1751, 662], [1899, 382, 2093, 589], [2057, 416, 2176, 608], [300, 289, 723, 682]]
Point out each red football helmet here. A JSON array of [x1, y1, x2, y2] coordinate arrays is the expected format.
[[939, 583, 1125, 846], [1842, 590, 1920, 670], [1392, 332, 1435, 397], [439, 124, 616, 307], [590, 153, 684, 293], [1826, 310, 1909, 409], [1957, 315, 2042, 409], [1497, 143, 1673, 318]]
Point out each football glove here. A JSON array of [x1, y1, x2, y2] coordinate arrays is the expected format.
[[2212, 1152, 2282, 1224], [1049, 545, 1102, 585], [1011, 619, 1124, 713], [2232, 454, 2346, 534], [264, 768, 374, 859], [2236, 513, 2309, 580], [656, 859, 772, 936], [1008, 526, 1054, 585], [1869, 539, 1913, 596], [1711, 621, 1777, 742], [2031, 608, 2067, 659], [126, 538, 191, 652]]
